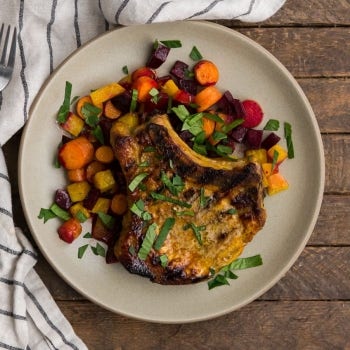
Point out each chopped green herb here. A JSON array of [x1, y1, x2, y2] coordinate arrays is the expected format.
[[149, 87, 160, 103], [216, 144, 233, 156], [81, 103, 101, 128], [208, 254, 263, 290], [154, 217, 175, 250], [193, 143, 207, 156], [150, 192, 192, 208], [184, 69, 195, 79], [54, 142, 62, 168], [284, 122, 294, 159], [160, 40, 182, 48], [189, 46, 203, 61], [128, 245, 136, 256], [203, 113, 224, 123], [172, 104, 190, 122], [175, 210, 195, 217], [182, 112, 203, 136], [225, 208, 237, 215], [57, 81, 72, 123], [138, 223, 158, 260], [91, 242, 106, 257], [194, 130, 206, 145], [221, 118, 244, 134], [78, 244, 89, 259], [200, 188, 210, 208], [38, 208, 57, 223], [183, 223, 205, 245], [138, 161, 150, 168], [167, 95, 173, 114], [83, 232, 92, 238], [264, 119, 280, 131], [49, 203, 70, 221], [271, 149, 279, 172], [130, 199, 152, 221], [122, 65, 129, 74], [130, 89, 138, 113], [159, 254, 168, 267], [160, 172, 184, 196], [169, 159, 174, 169], [212, 131, 227, 142], [70, 95, 79, 105], [129, 173, 149, 192], [97, 212, 115, 229], [92, 125, 104, 144], [76, 210, 88, 223]]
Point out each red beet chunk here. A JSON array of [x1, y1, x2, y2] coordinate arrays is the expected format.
[[146, 43, 170, 69], [245, 129, 263, 149], [261, 132, 281, 150], [178, 78, 198, 95], [83, 188, 101, 210], [55, 189, 72, 210], [230, 125, 247, 143], [216, 91, 246, 118], [170, 60, 189, 79], [111, 91, 132, 114], [144, 92, 169, 113]]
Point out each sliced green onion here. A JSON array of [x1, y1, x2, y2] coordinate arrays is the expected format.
[[221, 118, 244, 134], [57, 81, 72, 123], [212, 131, 227, 142], [154, 217, 175, 250], [264, 119, 280, 131], [189, 46, 203, 61], [160, 40, 182, 48], [38, 208, 57, 223], [150, 192, 191, 208], [159, 254, 168, 267], [130, 89, 138, 113], [284, 122, 295, 159], [138, 223, 158, 260], [128, 173, 149, 192], [49, 203, 70, 221], [76, 210, 88, 223]]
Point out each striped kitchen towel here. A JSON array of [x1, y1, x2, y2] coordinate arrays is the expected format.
[[0, 0, 285, 349]]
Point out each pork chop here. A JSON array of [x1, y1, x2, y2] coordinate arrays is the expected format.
[[110, 114, 266, 284]]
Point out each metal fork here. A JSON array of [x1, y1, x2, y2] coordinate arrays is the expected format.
[[0, 24, 17, 92]]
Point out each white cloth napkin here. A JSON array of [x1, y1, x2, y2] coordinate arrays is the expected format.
[[0, 0, 285, 348]]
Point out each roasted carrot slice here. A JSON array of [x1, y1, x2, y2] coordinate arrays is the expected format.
[[76, 96, 93, 119], [58, 137, 94, 170], [194, 60, 219, 86], [202, 116, 216, 138], [104, 100, 122, 119], [194, 86, 223, 112], [111, 193, 128, 215], [86, 161, 106, 183], [95, 145, 114, 164], [132, 76, 158, 102], [67, 168, 86, 182]]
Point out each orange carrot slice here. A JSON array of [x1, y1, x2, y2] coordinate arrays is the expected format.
[[194, 60, 219, 86], [195, 86, 223, 112]]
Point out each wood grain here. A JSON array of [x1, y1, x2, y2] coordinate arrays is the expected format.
[[216, 0, 350, 26], [237, 28, 350, 78], [57, 300, 350, 350]]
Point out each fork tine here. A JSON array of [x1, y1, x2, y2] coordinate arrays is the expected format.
[[7, 27, 17, 68], [0, 23, 4, 47], [0, 25, 10, 65]]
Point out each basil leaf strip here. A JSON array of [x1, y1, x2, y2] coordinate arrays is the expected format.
[[183, 223, 205, 245], [49, 203, 70, 221], [150, 192, 192, 208], [57, 81, 72, 123], [222, 254, 263, 271], [189, 46, 203, 61], [160, 172, 184, 196], [97, 212, 116, 229], [129, 173, 149, 192], [138, 223, 158, 260], [38, 208, 57, 223], [160, 40, 182, 48], [78, 244, 89, 259], [221, 118, 244, 134], [154, 217, 175, 250], [81, 103, 101, 127], [284, 122, 295, 159], [130, 89, 138, 113], [264, 119, 280, 131]]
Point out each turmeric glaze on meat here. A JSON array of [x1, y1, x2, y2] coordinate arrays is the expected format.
[[110, 114, 266, 284]]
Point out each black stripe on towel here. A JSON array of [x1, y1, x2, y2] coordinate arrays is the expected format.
[[0, 243, 37, 260], [0, 308, 26, 320], [114, 0, 130, 24], [0, 277, 79, 350], [0, 172, 10, 182], [232, 0, 256, 19], [187, 0, 224, 19], [147, 1, 172, 23], [47, 0, 58, 74], [0, 341, 25, 350], [0, 207, 12, 218], [74, 0, 81, 47], [18, 0, 29, 123]]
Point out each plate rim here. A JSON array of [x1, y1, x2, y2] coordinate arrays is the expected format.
[[18, 20, 325, 323]]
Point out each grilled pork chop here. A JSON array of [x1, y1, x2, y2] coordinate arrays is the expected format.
[[110, 114, 266, 284]]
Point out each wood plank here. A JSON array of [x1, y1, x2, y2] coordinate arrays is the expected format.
[[216, 0, 350, 26], [35, 246, 350, 302], [57, 300, 350, 350], [260, 247, 350, 300], [236, 28, 350, 78], [323, 134, 350, 193], [298, 78, 350, 133]]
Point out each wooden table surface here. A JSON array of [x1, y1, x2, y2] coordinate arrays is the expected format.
[[3, 1, 350, 349]]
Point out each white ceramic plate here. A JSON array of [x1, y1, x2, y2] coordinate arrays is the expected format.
[[19, 21, 324, 323]]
